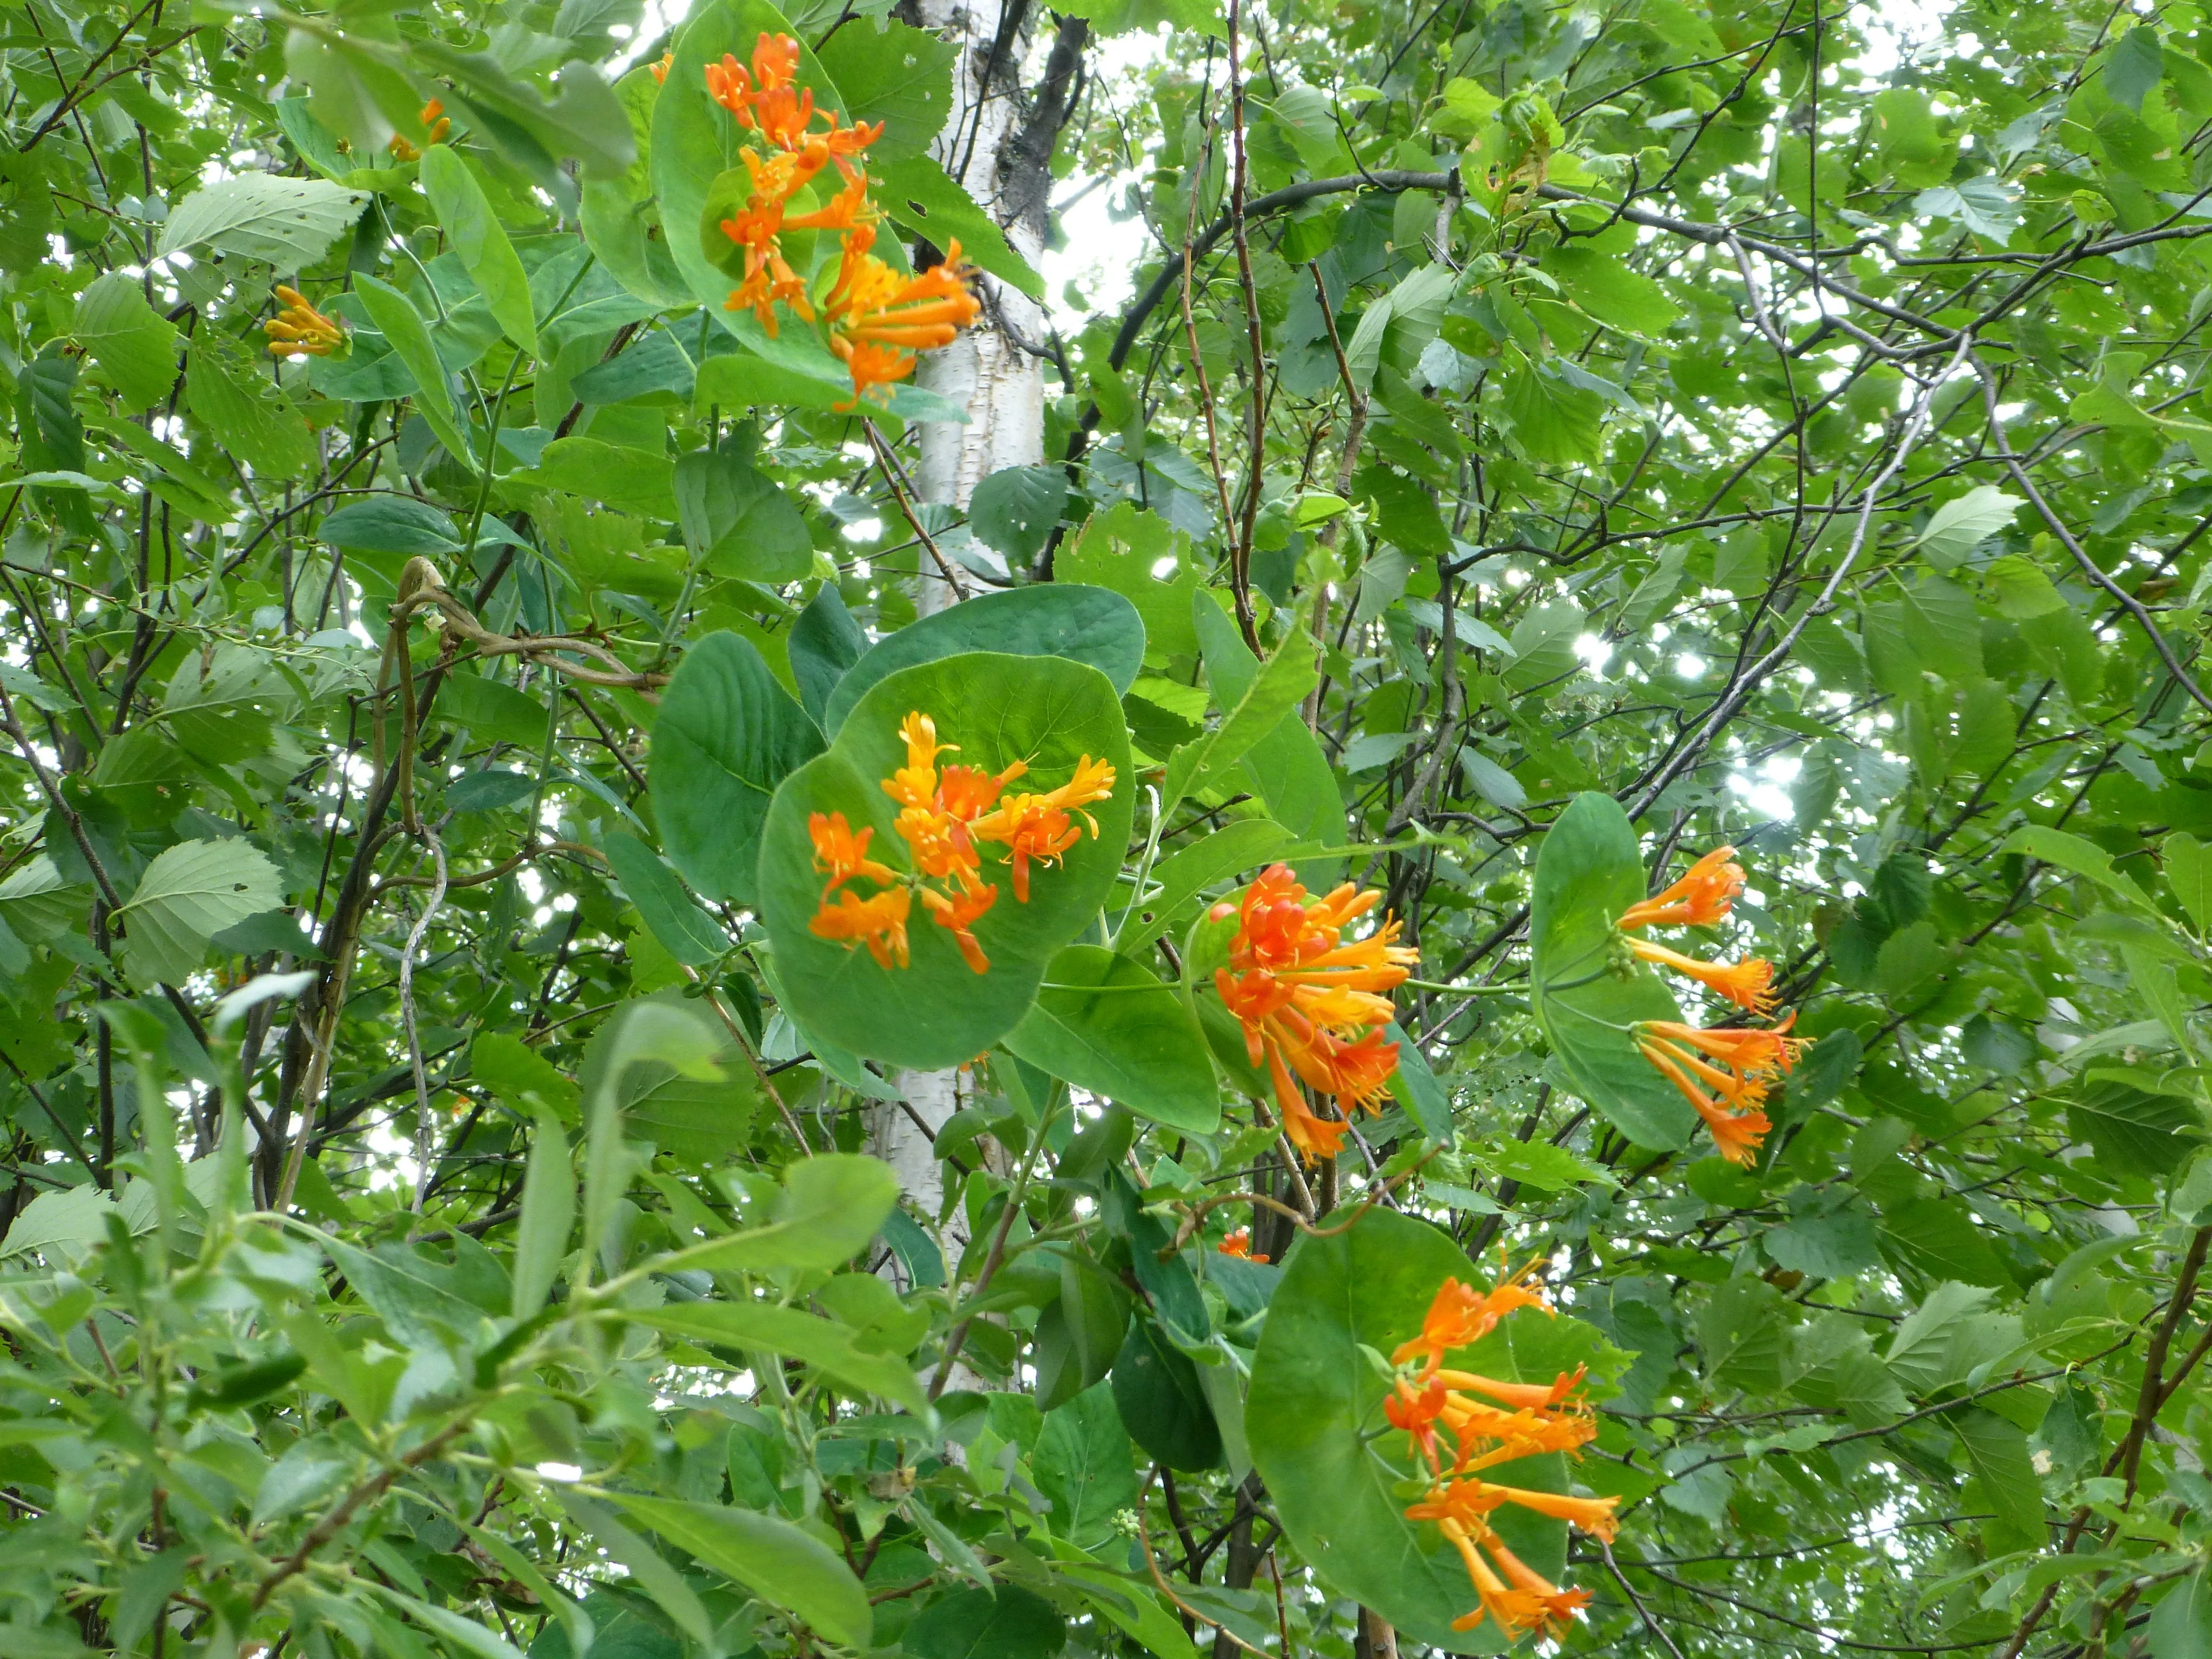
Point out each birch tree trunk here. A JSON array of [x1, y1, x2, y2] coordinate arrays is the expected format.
[[878, 0, 1087, 1275]]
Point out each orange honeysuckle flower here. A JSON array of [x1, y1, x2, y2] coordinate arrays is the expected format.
[[265, 286, 345, 358], [1390, 1265, 1554, 1372], [808, 810, 895, 898], [810, 885, 912, 969], [1218, 1228, 1268, 1262], [886, 710, 952, 808], [1387, 1278, 1607, 1642], [970, 753, 1116, 901], [1627, 935, 1776, 1012], [1213, 863, 1417, 1163], [1411, 1476, 1622, 1545], [1639, 1012, 1805, 1078], [420, 98, 451, 144], [1637, 1022, 1785, 1166], [921, 881, 997, 975], [825, 227, 982, 407], [1616, 845, 1745, 932], [388, 134, 421, 163], [649, 50, 673, 83], [1486, 1534, 1594, 1642]]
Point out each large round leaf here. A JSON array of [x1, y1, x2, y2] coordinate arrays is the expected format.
[[1247, 1208, 1570, 1653], [650, 632, 825, 903], [1530, 792, 1695, 1150], [1005, 945, 1221, 1133], [822, 585, 1145, 732], [759, 651, 1134, 1068]]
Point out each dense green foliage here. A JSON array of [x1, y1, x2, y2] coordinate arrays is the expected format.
[[11, 0, 2212, 1651]]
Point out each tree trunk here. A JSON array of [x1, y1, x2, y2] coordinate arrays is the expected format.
[[879, 0, 1083, 1313]]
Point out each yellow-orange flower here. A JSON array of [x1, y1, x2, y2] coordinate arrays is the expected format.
[[824, 227, 982, 408], [971, 755, 1116, 902], [1636, 1017, 1796, 1165], [1388, 1276, 1614, 1644], [1391, 1262, 1554, 1375], [1616, 845, 1744, 931], [921, 882, 996, 975], [1627, 936, 1776, 1012], [264, 286, 345, 358], [1211, 864, 1417, 1162], [649, 50, 673, 83], [1218, 1228, 1268, 1263], [808, 810, 895, 898], [810, 885, 911, 969]]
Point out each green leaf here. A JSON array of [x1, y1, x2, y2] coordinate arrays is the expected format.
[[2067, 1077, 2202, 1176], [1111, 1317, 1220, 1471], [602, 831, 726, 966], [551, 1494, 718, 1653], [870, 152, 1046, 300], [622, 1300, 925, 1410], [156, 173, 368, 264], [761, 652, 1134, 1067], [823, 584, 1145, 732], [671, 1152, 899, 1274], [2173, 833, 2212, 933], [672, 448, 813, 582], [969, 465, 1069, 563], [319, 494, 463, 555], [1118, 818, 1296, 958], [1189, 595, 1346, 852], [789, 582, 869, 727], [118, 839, 284, 988], [815, 20, 956, 161], [1035, 1380, 1140, 1547], [1956, 1407, 2046, 1553], [2004, 825, 2148, 906], [1530, 793, 1695, 1150], [1167, 596, 1318, 815], [185, 338, 316, 481], [649, 631, 825, 903], [1546, 245, 1681, 336], [74, 274, 178, 411], [419, 145, 537, 354], [1982, 554, 2067, 618], [1248, 1208, 1572, 1648], [903, 1586, 1068, 1659], [511, 436, 674, 515], [353, 274, 474, 469], [1916, 485, 2025, 569], [2150, 1569, 2212, 1659], [596, 1491, 871, 1647], [511, 1115, 575, 1319], [1005, 945, 1220, 1132]]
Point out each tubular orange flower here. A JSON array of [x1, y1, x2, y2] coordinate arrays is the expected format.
[[1640, 1012, 1805, 1077], [420, 98, 451, 144], [1637, 1032, 1773, 1166], [810, 885, 911, 969], [1392, 1264, 1554, 1373], [808, 810, 895, 898], [1627, 936, 1776, 1012], [264, 286, 345, 358], [1212, 864, 1418, 1163], [1616, 845, 1745, 931], [1388, 1277, 1609, 1644], [649, 50, 673, 83], [970, 753, 1115, 901], [825, 226, 982, 408], [921, 882, 997, 975], [1218, 1229, 1268, 1263]]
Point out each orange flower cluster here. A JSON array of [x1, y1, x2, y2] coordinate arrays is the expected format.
[[1388, 1271, 1619, 1644], [264, 286, 345, 358], [387, 98, 450, 163], [1212, 865, 1418, 1163], [806, 710, 1115, 975], [1616, 845, 1800, 1165], [702, 33, 980, 407]]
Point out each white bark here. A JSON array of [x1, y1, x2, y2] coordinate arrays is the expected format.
[[908, 0, 1049, 617], [879, 0, 1048, 1332]]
